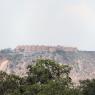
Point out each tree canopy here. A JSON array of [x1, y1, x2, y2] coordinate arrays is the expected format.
[[0, 59, 94, 95]]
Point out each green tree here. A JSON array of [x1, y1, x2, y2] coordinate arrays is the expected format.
[[25, 59, 79, 95], [0, 71, 22, 95], [0, 59, 81, 95], [79, 79, 95, 95], [27, 59, 71, 84]]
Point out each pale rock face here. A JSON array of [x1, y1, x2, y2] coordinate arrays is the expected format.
[[0, 60, 9, 72], [0, 60, 8, 70]]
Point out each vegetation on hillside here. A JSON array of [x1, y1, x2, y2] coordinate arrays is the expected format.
[[0, 59, 95, 95]]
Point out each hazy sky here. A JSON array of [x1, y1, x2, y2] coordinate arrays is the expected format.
[[0, 0, 95, 50]]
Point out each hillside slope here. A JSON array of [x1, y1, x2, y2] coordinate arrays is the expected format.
[[0, 46, 95, 83]]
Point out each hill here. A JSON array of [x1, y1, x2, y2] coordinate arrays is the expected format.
[[0, 45, 95, 83]]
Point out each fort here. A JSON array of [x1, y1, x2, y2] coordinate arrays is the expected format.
[[15, 45, 78, 52]]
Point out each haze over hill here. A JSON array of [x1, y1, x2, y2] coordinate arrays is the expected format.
[[0, 0, 95, 51], [0, 45, 95, 83]]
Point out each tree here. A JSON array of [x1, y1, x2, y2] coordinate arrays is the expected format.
[[27, 59, 72, 84], [25, 59, 79, 95], [0, 59, 80, 95], [0, 71, 22, 95], [79, 79, 95, 95]]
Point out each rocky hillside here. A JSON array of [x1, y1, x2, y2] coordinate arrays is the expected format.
[[0, 45, 95, 83]]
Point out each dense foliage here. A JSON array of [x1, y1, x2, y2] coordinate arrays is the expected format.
[[0, 59, 95, 95]]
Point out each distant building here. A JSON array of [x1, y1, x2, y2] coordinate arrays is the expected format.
[[15, 45, 78, 53]]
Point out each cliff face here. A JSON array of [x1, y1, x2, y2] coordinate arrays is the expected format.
[[0, 46, 95, 83]]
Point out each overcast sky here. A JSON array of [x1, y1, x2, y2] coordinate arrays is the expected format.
[[0, 0, 95, 50]]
